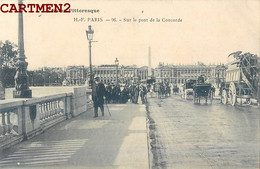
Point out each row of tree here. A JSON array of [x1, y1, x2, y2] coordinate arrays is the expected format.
[[27, 68, 66, 86], [0, 40, 66, 88], [0, 40, 17, 88]]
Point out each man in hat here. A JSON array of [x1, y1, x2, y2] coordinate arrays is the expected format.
[[92, 77, 106, 117]]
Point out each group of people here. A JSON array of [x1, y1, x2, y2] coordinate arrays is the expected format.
[[91, 77, 185, 117], [91, 77, 148, 117], [154, 82, 178, 98], [105, 84, 129, 104]]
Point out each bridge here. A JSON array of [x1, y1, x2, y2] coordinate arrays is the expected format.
[[0, 86, 149, 168]]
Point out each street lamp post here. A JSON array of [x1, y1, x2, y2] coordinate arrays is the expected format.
[[13, 0, 32, 98], [115, 58, 119, 84], [86, 25, 94, 89]]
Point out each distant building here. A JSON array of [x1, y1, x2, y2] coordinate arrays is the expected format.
[[92, 64, 119, 84], [65, 66, 87, 85], [207, 65, 226, 88], [137, 66, 155, 82], [154, 63, 173, 83], [121, 65, 138, 84], [82, 63, 226, 86], [154, 63, 226, 87], [93, 64, 139, 84]]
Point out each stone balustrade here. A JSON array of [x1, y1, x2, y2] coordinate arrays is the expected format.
[[0, 87, 92, 150], [0, 108, 19, 137], [0, 101, 23, 139]]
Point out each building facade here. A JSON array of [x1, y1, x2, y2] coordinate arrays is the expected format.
[[83, 63, 226, 86], [93, 64, 139, 84], [92, 64, 120, 84], [207, 65, 226, 88], [121, 65, 138, 84], [154, 63, 226, 87], [65, 66, 87, 86], [137, 66, 148, 82]]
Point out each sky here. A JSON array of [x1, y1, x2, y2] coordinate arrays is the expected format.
[[0, 0, 259, 70]]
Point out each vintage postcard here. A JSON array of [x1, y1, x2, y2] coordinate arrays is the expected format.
[[0, 0, 259, 168]]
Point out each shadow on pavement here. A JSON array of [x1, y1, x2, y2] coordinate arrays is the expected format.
[[0, 102, 148, 169]]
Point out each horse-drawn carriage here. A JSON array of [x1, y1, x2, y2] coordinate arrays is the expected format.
[[181, 79, 196, 100], [193, 76, 213, 104], [220, 52, 259, 106]]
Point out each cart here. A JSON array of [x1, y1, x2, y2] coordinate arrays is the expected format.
[[193, 83, 213, 104], [181, 79, 196, 100], [220, 51, 259, 106]]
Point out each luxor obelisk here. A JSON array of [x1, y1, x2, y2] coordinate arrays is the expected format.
[[13, 0, 32, 98]]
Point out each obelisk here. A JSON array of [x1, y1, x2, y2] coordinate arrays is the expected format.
[[13, 0, 32, 98], [148, 46, 152, 79]]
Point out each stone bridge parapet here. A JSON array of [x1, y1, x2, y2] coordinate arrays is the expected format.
[[0, 86, 92, 150]]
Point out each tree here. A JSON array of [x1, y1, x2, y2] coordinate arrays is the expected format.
[[0, 40, 17, 69], [0, 40, 18, 88]]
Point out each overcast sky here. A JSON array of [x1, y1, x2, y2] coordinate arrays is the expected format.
[[0, 0, 259, 70]]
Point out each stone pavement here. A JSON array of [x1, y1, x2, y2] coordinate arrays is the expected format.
[[0, 103, 149, 169], [147, 95, 259, 169]]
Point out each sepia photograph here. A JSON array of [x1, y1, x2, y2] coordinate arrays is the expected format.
[[0, 0, 259, 168]]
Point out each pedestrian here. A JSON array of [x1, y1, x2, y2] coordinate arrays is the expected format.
[[134, 84, 139, 103], [105, 83, 112, 103], [130, 84, 135, 103], [140, 84, 147, 104], [211, 86, 216, 97], [92, 77, 106, 117], [121, 85, 129, 103], [113, 84, 121, 103]]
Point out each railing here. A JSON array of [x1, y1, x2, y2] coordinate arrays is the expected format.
[[32, 95, 68, 124], [0, 87, 92, 149], [0, 94, 72, 140], [0, 87, 92, 150], [0, 101, 23, 138], [39, 100, 63, 123], [0, 108, 19, 137]]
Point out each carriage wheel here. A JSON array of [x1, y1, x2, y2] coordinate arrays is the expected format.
[[221, 90, 228, 104], [245, 98, 251, 105], [229, 82, 237, 106]]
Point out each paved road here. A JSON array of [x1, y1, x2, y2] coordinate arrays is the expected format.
[[147, 94, 259, 169], [0, 103, 148, 169]]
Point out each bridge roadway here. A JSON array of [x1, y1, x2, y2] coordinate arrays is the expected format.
[[0, 103, 149, 169], [147, 94, 259, 169]]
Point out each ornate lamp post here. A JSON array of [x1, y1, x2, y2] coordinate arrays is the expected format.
[[115, 58, 119, 84], [86, 25, 94, 89], [13, 0, 32, 98]]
